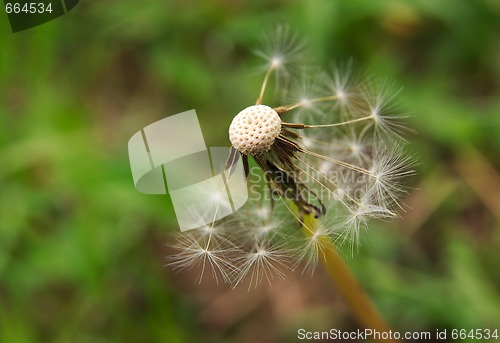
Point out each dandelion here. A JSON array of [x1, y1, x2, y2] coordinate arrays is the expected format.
[[167, 26, 415, 288]]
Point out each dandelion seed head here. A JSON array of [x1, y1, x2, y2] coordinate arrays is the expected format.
[[300, 98, 312, 108], [348, 141, 361, 154], [234, 239, 291, 288], [318, 160, 331, 174], [336, 90, 346, 101], [237, 202, 292, 240], [301, 136, 315, 149], [334, 187, 346, 201], [254, 206, 271, 219], [321, 61, 360, 115], [167, 233, 239, 284], [271, 56, 283, 68], [229, 105, 281, 156], [283, 68, 327, 123], [255, 24, 305, 73], [251, 219, 282, 239], [294, 218, 333, 275], [198, 224, 217, 237]]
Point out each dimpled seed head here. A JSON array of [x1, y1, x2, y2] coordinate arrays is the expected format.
[[229, 105, 282, 156]]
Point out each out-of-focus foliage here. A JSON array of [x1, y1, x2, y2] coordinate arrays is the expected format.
[[0, 1, 499, 342]]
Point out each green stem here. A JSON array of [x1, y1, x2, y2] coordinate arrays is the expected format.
[[302, 215, 399, 343]]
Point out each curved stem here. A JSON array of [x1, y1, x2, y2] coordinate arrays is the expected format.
[[256, 65, 276, 105]]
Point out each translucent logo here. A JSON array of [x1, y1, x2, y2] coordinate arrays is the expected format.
[[128, 110, 248, 231]]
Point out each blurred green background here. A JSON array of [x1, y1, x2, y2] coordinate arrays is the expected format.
[[1, 0, 499, 342]]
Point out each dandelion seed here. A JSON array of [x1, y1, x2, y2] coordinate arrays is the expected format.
[[283, 68, 327, 122], [235, 199, 296, 241], [254, 24, 306, 102], [357, 81, 414, 139], [295, 217, 333, 276], [167, 232, 239, 284], [322, 61, 360, 115], [234, 237, 291, 289], [366, 142, 417, 211]]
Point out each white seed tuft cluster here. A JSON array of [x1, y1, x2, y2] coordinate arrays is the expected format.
[[168, 27, 415, 288], [229, 105, 281, 156]]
